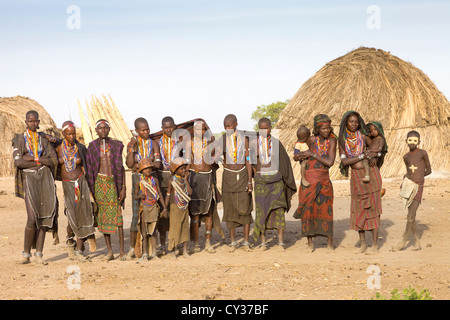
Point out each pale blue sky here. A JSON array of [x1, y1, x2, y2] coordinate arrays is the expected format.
[[1, 1, 449, 132]]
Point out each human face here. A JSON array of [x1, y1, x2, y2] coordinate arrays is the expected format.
[[135, 122, 150, 140], [368, 124, 379, 138], [406, 135, 419, 151], [318, 123, 331, 139], [63, 126, 77, 145], [25, 114, 40, 132], [258, 121, 271, 138], [223, 119, 237, 133], [142, 167, 152, 177], [95, 123, 110, 139], [176, 164, 187, 177], [193, 122, 206, 138], [346, 114, 359, 132], [162, 121, 175, 138]]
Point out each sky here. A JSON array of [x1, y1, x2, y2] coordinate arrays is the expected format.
[[1, 0, 449, 133]]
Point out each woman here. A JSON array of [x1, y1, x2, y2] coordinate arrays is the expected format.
[[294, 114, 337, 252], [338, 111, 382, 254]]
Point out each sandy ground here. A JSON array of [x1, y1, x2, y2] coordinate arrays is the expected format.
[[0, 169, 449, 301]]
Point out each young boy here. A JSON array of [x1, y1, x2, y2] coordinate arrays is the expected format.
[[392, 131, 431, 252], [164, 157, 192, 258], [294, 126, 311, 187], [134, 158, 167, 262], [126, 117, 161, 259]]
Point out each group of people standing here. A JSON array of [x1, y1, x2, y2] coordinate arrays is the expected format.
[[12, 109, 431, 264]]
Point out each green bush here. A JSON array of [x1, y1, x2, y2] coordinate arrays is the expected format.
[[372, 286, 432, 300]]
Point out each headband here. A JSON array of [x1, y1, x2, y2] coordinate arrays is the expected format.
[[96, 120, 110, 128], [62, 123, 75, 132]]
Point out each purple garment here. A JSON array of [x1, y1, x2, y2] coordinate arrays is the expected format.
[[85, 138, 125, 202]]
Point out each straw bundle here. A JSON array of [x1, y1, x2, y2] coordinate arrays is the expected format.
[[0, 96, 61, 177], [276, 47, 450, 180], [77, 94, 132, 163]]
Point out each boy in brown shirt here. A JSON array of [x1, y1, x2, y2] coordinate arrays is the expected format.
[[392, 131, 431, 251]]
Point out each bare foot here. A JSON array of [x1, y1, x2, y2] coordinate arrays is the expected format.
[[359, 243, 367, 253], [391, 241, 406, 252], [87, 238, 97, 252], [307, 243, 315, 253]]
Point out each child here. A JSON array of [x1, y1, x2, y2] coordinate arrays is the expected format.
[[392, 131, 431, 252], [134, 158, 167, 262], [164, 157, 192, 258], [294, 126, 311, 187], [365, 121, 388, 193]]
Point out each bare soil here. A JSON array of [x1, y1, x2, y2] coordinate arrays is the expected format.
[[0, 170, 449, 300]]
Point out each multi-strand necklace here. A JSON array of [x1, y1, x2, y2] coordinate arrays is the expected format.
[[258, 135, 272, 165], [160, 135, 176, 169], [62, 139, 79, 172], [226, 131, 244, 164], [192, 136, 207, 165], [172, 174, 190, 210], [24, 130, 42, 164], [315, 136, 330, 157], [139, 175, 158, 206], [344, 129, 363, 157], [136, 136, 152, 162]]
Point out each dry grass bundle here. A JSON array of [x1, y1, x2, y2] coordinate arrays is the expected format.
[[78, 94, 132, 163], [0, 96, 61, 177], [276, 47, 450, 180]]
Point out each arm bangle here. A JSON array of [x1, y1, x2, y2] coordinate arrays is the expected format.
[[340, 154, 347, 159]]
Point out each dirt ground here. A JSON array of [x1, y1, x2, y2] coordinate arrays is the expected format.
[[0, 169, 449, 301]]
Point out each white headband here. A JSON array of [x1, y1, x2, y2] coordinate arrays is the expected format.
[[96, 120, 110, 128], [62, 123, 74, 132]]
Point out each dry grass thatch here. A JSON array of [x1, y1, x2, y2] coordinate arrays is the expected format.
[[78, 94, 132, 163], [0, 96, 61, 177], [276, 47, 450, 180]]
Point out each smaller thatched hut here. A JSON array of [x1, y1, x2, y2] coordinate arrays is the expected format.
[[0, 96, 60, 177]]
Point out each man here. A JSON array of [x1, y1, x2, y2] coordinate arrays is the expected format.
[[252, 118, 297, 251], [219, 114, 253, 252], [55, 121, 96, 261], [125, 117, 161, 259], [86, 119, 126, 261], [187, 120, 224, 253], [12, 110, 58, 264]]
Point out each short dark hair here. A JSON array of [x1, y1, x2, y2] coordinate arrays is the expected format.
[[161, 116, 175, 126], [297, 126, 310, 139], [25, 110, 39, 119], [407, 130, 420, 139], [134, 117, 148, 129], [258, 117, 271, 127], [224, 114, 237, 124]]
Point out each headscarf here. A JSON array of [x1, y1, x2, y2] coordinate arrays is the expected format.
[[367, 121, 388, 168], [338, 110, 368, 177]]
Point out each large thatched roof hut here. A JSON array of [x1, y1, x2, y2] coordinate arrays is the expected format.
[[276, 47, 450, 180], [0, 96, 60, 177]]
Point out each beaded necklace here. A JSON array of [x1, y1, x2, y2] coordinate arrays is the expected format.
[[172, 174, 189, 210], [160, 135, 176, 169], [226, 131, 244, 164], [258, 135, 272, 165], [192, 137, 207, 165], [136, 137, 152, 162], [139, 175, 158, 206], [24, 130, 42, 163], [315, 136, 329, 157], [344, 129, 363, 157], [100, 139, 110, 154], [62, 139, 79, 172]]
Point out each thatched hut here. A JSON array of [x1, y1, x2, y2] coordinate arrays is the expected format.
[[0, 96, 61, 177], [276, 47, 450, 180]]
